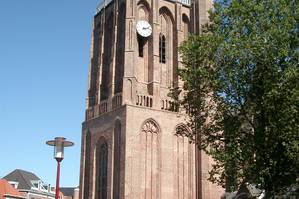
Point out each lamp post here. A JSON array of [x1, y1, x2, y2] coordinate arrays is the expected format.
[[46, 137, 74, 199]]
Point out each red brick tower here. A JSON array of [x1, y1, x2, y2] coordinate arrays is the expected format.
[[79, 0, 224, 199]]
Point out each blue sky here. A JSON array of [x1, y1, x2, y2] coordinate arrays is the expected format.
[[0, 0, 101, 187]]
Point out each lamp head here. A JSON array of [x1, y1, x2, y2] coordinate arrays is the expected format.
[[46, 137, 74, 162]]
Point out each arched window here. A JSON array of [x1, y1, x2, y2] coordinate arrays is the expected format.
[[159, 34, 166, 63], [159, 7, 176, 87], [139, 119, 161, 198], [101, 12, 114, 101], [113, 121, 121, 199], [83, 131, 91, 198], [114, 3, 126, 94], [138, 36, 144, 57], [97, 142, 108, 199], [174, 124, 194, 198], [182, 14, 190, 39]]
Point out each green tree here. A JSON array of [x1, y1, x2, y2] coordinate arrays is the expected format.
[[177, 0, 299, 197]]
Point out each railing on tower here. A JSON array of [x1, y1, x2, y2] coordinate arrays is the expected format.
[[112, 93, 122, 109], [86, 93, 123, 120], [96, 0, 190, 13], [180, 0, 192, 6], [161, 98, 180, 112], [170, 0, 192, 6], [136, 94, 153, 108]]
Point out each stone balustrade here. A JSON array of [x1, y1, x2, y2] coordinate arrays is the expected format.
[[86, 94, 181, 121], [136, 94, 153, 108], [161, 99, 179, 112], [168, 0, 192, 6], [112, 93, 122, 109], [99, 100, 108, 115], [181, 0, 191, 6], [86, 107, 94, 120], [86, 94, 124, 120], [85, 100, 108, 120], [97, 0, 190, 13]]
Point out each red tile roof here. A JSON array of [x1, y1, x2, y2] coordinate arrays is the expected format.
[[0, 179, 25, 199]]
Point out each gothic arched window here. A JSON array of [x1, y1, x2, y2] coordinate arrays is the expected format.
[[139, 119, 161, 198], [97, 142, 108, 199], [101, 12, 114, 101], [159, 34, 166, 63], [83, 131, 91, 199], [174, 124, 194, 198], [182, 14, 190, 39], [138, 36, 144, 57], [115, 3, 126, 94], [159, 7, 176, 87], [113, 121, 121, 199]]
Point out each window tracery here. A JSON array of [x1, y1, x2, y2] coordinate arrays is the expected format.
[[174, 124, 194, 199], [139, 119, 160, 198], [97, 141, 108, 199], [141, 120, 159, 134]]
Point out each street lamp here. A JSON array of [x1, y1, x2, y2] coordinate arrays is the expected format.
[[46, 137, 74, 199]]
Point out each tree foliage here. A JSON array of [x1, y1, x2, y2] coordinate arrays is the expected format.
[[178, 0, 299, 196]]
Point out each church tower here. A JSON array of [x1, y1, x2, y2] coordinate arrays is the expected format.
[[79, 0, 223, 199]]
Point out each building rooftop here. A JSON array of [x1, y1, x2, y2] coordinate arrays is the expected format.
[[0, 179, 25, 199], [3, 169, 40, 190], [60, 187, 76, 197]]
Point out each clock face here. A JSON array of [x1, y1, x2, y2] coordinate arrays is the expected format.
[[136, 20, 152, 38]]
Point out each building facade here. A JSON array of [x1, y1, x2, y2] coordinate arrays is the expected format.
[[3, 169, 55, 199], [79, 0, 224, 198]]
